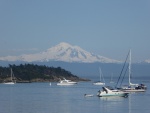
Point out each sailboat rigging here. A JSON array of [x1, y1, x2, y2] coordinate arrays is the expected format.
[[116, 49, 147, 92]]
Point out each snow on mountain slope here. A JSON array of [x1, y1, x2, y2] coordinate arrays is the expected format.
[[0, 42, 121, 63]]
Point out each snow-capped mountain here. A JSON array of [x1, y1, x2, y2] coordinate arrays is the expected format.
[[0, 42, 121, 63]]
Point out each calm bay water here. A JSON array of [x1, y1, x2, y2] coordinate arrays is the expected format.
[[0, 78, 150, 113]]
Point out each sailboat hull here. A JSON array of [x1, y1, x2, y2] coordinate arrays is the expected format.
[[122, 89, 146, 92], [4, 82, 15, 85], [121, 85, 147, 92], [93, 82, 105, 85], [3, 68, 16, 85]]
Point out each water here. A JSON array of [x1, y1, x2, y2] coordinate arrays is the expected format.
[[0, 78, 150, 113]]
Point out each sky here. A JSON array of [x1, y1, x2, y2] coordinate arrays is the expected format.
[[0, 0, 150, 62]]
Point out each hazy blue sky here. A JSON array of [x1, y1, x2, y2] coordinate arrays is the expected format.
[[0, 0, 150, 62]]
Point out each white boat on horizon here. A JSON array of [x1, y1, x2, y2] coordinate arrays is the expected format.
[[4, 68, 16, 85], [57, 78, 77, 86], [93, 67, 105, 85], [93, 82, 105, 85], [97, 86, 128, 97]]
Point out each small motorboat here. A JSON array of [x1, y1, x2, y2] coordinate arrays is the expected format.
[[57, 78, 77, 86], [84, 94, 94, 97], [97, 86, 128, 97]]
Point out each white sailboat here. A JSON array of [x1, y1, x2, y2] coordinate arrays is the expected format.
[[93, 67, 105, 85], [4, 68, 16, 85], [121, 50, 147, 92]]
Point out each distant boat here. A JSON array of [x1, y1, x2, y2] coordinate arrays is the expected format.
[[57, 78, 77, 86], [110, 73, 114, 83], [119, 50, 147, 92], [97, 86, 128, 97], [4, 68, 16, 85], [84, 94, 94, 97], [93, 67, 105, 85]]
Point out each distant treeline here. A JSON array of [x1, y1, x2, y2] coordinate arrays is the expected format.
[[0, 64, 80, 83]]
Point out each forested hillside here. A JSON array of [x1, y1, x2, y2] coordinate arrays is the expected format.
[[0, 64, 85, 83]]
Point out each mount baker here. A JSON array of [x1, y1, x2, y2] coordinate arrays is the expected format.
[[0, 42, 121, 63]]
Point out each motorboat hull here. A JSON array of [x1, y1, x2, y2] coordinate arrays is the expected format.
[[97, 92, 128, 97], [57, 78, 77, 86], [97, 86, 129, 97]]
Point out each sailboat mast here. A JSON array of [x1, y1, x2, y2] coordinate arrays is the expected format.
[[99, 67, 101, 81], [10, 68, 12, 81], [129, 49, 131, 85], [110, 73, 113, 82]]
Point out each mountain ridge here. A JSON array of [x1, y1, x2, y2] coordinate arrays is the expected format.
[[0, 42, 121, 63]]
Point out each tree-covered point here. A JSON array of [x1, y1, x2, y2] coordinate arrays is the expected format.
[[0, 64, 83, 83]]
